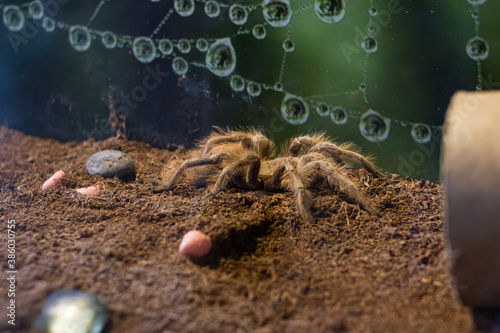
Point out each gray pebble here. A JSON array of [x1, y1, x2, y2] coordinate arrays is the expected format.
[[85, 150, 135, 179]]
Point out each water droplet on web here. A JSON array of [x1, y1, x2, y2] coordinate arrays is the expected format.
[[466, 36, 489, 61], [263, 0, 293, 28], [172, 56, 188, 75], [470, 7, 479, 19], [252, 24, 267, 40], [361, 37, 377, 53], [229, 5, 248, 25], [177, 38, 191, 54], [101, 31, 117, 49], [230, 75, 245, 92], [314, 0, 346, 24], [159, 39, 173, 55], [411, 123, 431, 143], [330, 107, 347, 124], [467, 0, 487, 5], [3, 5, 25, 32], [204, 1, 220, 18], [282, 38, 295, 52], [206, 38, 237, 77], [359, 109, 390, 142], [316, 103, 330, 117], [29, 1, 44, 20], [281, 94, 309, 125], [133, 36, 157, 63], [196, 38, 208, 52], [174, 0, 195, 17], [274, 82, 283, 91], [42, 17, 55, 32], [247, 82, 262, 97], [69, 26, 91, 52]]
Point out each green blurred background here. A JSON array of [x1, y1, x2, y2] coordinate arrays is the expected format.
[[1, 0, 499, 182]]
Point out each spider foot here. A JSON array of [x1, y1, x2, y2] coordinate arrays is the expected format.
[[203, 192, 216, 201], [364, 203, 381, 217], [152, 182, 167, 193], [152, 180, 176, 193], [300, 209, 313, 223]]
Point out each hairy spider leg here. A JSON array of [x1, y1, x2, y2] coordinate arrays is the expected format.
[[264, 161, 286, 192], [288, 136, 384, 179], [206, 154, 262, 198], [202, 134, 250, 157], [280, 158, 313, 222], [288, 136, 319, 156], [298, 158, 380, 216], [308, 142, 385, 179], [262, 157, 313, 222], [153, 153, 227, 192]]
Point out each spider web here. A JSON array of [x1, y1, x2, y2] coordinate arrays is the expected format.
[[0, 0, 495, 180]]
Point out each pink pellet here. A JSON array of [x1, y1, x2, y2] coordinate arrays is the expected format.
[[75, 185, 101, 196], [42, 170, 68, 192], [178, 230, 212, 257]]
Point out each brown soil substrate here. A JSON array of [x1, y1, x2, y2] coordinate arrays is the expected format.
[[0, 125, 479, 332]]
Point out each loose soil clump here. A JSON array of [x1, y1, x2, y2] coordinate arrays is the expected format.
[[0, 126, 477, 332]]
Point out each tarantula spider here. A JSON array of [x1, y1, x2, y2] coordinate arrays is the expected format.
[[153, 128, 385, 221]]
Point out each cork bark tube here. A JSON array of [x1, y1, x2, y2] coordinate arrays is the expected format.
[[442, 90, 500, 307]]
